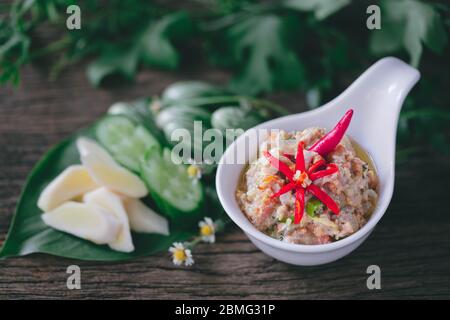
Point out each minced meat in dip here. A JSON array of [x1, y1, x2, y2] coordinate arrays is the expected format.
[[236, 127, 378, 245]]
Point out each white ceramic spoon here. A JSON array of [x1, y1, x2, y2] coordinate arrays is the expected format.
[[216, 57, 420, 266]]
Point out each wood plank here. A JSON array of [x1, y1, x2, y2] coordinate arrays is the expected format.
[[1, 62, 449, 299]]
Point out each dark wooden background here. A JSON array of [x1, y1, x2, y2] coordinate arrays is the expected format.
[[1, 59, 449, 299]]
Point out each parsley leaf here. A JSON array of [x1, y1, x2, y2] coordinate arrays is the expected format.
[[227, 14, 305, 95], [370, 0, 447, 67]]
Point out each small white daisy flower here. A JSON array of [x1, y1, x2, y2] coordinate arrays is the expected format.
[[169, 242, 194, 266], [199, 217, 216, 243]]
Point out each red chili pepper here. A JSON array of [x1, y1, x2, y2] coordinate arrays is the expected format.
[[294, 188, 305, 224], [263, 141, 340, 224], [295, 141, 305, 172], [309, 109, 353, 157], [263, 150, 294, 181], [307, 159, 326, 175], [270, 182, 296, 199], [309, 164, 339, 181], [307, 184, 340, 215]]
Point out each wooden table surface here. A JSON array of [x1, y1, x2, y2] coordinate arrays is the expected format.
[[0, 62, 449, 300]]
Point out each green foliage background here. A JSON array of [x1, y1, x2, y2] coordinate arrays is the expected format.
[[1, 0, 449, 155]]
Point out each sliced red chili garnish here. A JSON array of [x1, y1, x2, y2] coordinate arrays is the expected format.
[[309, 109, 353, 157], [309, 164, 339, 181], [307, 159, 326, 175], [294, 188, 305, 224], [270, 182, 296, 199], [307, 184, 340, 215], [263, 150, 294, 181], [295, 141, 305, 172]]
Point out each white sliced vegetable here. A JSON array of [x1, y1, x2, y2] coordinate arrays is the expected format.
[[76, 137, 115, 164], [37, 165, 98, 212], [77, 137, 147, 198], [83, 188, 134, 253], [42, 202, 121, 245], [123, 198, 169, 235]]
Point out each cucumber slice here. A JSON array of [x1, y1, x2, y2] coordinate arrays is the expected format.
[[96, 116, 159, 172], [211, 106, 263, 131], [155, 105, 211, 129], [161, 81, 229, 104], [140, 147, 203, 220], [107, 99, 166, 145]]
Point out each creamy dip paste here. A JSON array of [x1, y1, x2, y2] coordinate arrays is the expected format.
[[236, 128, 378, 245]]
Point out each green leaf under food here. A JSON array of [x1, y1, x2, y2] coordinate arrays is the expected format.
[[0, 125, 195, 261], [0, 92, 239, 261], [369, 0, 447, 67], [226, 14, 305, 95]]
